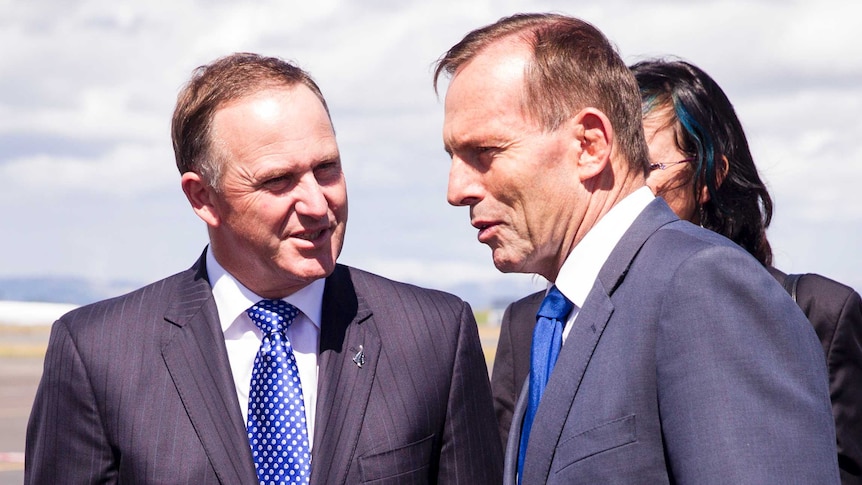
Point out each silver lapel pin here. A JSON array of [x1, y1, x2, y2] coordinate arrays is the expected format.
[[352, 344, 365, 368]]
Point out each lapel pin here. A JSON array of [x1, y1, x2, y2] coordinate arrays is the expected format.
[[352, 344, 365, 368]]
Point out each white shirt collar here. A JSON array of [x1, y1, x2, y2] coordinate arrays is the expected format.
[[205, 248, 324, 332], [554, 186, 655, 307]]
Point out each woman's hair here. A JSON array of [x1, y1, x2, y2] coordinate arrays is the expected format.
[[631, 59, 773, 266]]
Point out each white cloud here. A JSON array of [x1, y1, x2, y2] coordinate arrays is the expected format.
[[735, 86, 862, 222], [1, 0, 860, 303], [0, 142, 177, 199]]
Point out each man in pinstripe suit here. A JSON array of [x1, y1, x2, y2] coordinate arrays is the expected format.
[[25, 53, 502, 484]]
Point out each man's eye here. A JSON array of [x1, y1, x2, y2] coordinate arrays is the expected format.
[[476, 146, 498, 157], [262, 175, 290, 188], [315, 161, 342, 181], [474, 147, 499, 164]]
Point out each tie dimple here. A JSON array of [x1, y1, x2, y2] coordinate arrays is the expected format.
[[247, 299, 311, 485]]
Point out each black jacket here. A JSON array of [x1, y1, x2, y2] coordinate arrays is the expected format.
[[771, 267, 862, 485]]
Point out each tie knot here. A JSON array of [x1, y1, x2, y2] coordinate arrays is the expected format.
[[246, 299, 299, 335], [537, 286, 573, 321]]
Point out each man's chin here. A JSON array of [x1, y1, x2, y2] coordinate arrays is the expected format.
[[491, 252, 521, 274], [288, 257, 337, 280]]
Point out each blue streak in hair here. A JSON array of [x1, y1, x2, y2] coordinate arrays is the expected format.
[[672, 94, 719, 208]]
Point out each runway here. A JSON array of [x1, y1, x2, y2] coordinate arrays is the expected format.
[[0, 324, 49, 485]]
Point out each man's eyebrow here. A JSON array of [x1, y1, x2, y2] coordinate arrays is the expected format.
[[443, 136, 472, 156], [255, 166, 294, 181]]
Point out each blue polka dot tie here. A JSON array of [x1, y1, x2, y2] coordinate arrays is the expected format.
[[517, 286, 573, 483], [246, 300, 311, 485]]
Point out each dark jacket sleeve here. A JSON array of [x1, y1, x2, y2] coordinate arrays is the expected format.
[[26, 319, 117, 484], [795, 274, 862, 485], [491, 303, 518, 450], [490, 292, 542, 450], [438, 300, 504, 484]]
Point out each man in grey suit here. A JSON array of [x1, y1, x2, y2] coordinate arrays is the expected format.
[[434, 13, 840, 484], [26, 53, 502, 484]]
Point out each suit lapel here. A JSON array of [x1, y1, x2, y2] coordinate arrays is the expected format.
[[161, 253, 258, 485], [310, 265, 378, 485], [524, 285, 615, 482], [524, 199, 678, 482]]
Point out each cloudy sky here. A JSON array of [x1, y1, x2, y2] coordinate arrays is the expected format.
[[1, 0, 860, 307]]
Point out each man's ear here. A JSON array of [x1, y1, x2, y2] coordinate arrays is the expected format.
[[181, 171, 220, 227], [571, 108, 613, 181], [698, 155, 729, 204]]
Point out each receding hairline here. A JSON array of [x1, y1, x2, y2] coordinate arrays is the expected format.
[[441, 34, 556, 134], [444, 35, 532, 89], [211, 82, 326, 118], [206, 82, 336, 168], [434, 27, 541, 95]]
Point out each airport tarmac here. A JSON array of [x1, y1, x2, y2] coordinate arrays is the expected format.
[[0, 324, 50, 485]]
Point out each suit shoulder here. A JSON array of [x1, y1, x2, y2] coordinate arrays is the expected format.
[[771, 269, 860, 321], [797, 272, 858, 302], [627, 224, 789, 324], [643, 221, 763, 274], [653, 219, 745, 252], [792, 272, 862, 343]]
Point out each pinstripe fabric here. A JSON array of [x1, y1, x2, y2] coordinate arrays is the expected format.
[[25, 257, 257, 485], [26, 256, 502, 484], [311, 265, 502, 485]]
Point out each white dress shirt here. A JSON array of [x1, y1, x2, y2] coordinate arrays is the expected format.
[[555, 186, 656, 342], [206, 249, 322, 449]]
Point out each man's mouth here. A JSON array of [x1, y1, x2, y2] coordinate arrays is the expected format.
[[295, 228, 326, 241], [472, 219, 494, 231], [473, 221, 498, 243]]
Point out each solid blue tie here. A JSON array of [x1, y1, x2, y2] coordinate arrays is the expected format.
[[517, 286, 573, 483], [247, 300, 311, 485]]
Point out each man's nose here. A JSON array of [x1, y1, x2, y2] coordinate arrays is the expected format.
[[294, 174, 329, 217], [447, 156, 482, 207]]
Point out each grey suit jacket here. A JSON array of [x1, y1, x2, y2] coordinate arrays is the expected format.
[[26, 254, 502, 484], [492, 199, 840, 484]]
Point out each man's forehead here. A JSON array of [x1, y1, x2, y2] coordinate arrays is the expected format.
[[443, 46, 538, 131], [213, 85, 333, 135], [217, 84, 317, 114], [449, 37, 530, 91]]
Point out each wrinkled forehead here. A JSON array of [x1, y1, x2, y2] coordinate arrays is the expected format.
[[443, 41, 535, 135]]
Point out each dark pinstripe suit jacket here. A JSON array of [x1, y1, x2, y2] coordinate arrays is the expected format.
[[25, 255, 502, 484]]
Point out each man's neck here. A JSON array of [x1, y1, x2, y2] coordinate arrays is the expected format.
[[549, 170, 646, 282]]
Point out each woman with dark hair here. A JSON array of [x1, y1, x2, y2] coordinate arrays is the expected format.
[[631, 58, 862, 484]]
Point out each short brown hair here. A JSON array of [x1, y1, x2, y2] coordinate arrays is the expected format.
[[434, 13, 648, 171], [171, 52, 330, 187]]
